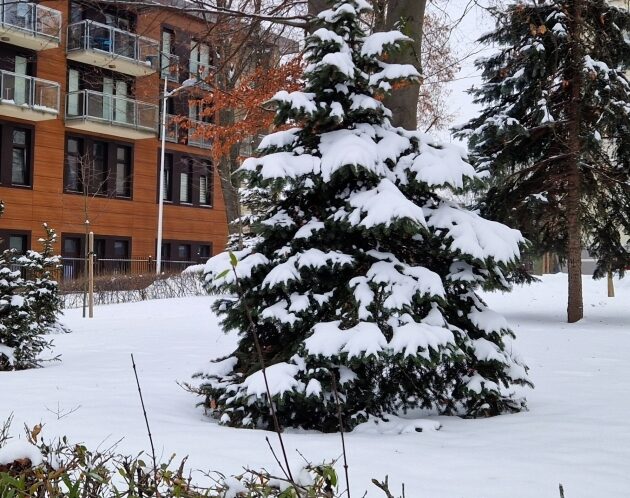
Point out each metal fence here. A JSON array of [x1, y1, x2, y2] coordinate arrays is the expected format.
[[0, 1, 61, 41], [0, 69, 60, 113], [60, 257, 199, 281]]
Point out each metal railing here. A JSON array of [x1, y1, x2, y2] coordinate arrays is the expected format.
[[0, 69, 60, 113], [162, 113, 212, 149], [161, 52, 179, 82], [66, 90, 159, 133], [67, 19, 159, 70], [0, 2, 61, 42], [60, 257, 199, 281]]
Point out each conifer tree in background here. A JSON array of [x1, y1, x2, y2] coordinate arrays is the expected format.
[[197, 0, 531, 432], [0, 220, 62, 371], [457, 0, 630, 323]]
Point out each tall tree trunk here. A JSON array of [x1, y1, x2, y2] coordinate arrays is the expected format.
[[566, 0, 584, 323], [308, 0, 328, 32], [382, 0, 426, 130]]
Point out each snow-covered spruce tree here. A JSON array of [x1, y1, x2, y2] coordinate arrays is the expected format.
[[0, 223, 62, 370], [456, 0, 630, 322], [197, 0, 531, 431]]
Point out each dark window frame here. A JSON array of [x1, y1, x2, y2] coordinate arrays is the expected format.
[[64, 134, 134, 199], [0, 121, 34, 189], [160, 239, 213, 263], [157, 149, 213, 208], [0, 229, 31, 253]]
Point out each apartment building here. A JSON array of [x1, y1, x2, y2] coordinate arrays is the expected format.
[[0, 0, 228, 270]]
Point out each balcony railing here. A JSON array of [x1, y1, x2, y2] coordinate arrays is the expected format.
[[0, 69, 60, 114], [66, 90, 158, 133], [67, 19, 159, 71], [161, 52, 180, 82], [163, 113, 212, 149], [0, 2, 61, 43]]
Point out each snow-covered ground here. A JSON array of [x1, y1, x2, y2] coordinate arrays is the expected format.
[[2, 275, 629, 497]]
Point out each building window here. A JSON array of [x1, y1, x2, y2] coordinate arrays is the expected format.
[[11, 129, 29, 186], [65, 135, 133, 199], [198, 244, 211, 261], [65, 137, 84, 192], [90, 141, 107, 194], [161, 29, 177, 80], [158, 151, 213, 207], [190, 41, 211, 78], [115, 146, 131, 197], [113, 240, 129, 258], [0, 123, 32, 188], [198, 160, 212, 206], [9, 235, 27, 254], [163, 153, 173, 201], [179, 158, 192, 203], [177, 244, 191, 261], [161, 240, 212, 265], [61, 233, 132, 276], [0, 230, 30, 253]]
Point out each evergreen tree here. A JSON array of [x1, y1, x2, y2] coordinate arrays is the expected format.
[[457, 0, 630, 322], [0, 222, 62, 370], [196, 0, 531, 431]]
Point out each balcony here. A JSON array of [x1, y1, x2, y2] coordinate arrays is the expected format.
[[65, 90, 158, 139], [0, 2, 61, 50], [163, 114, 212, 149], [66, 20, 159, 77], [0, 69, 60, 121]]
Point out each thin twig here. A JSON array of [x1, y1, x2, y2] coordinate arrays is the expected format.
[[130, 353, 158, 480], [330, 372, 350, 498]]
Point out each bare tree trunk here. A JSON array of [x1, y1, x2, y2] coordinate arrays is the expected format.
[[382, 0, 426, 130], [566, 0, 584, 323], [308, 0, 328, 32]]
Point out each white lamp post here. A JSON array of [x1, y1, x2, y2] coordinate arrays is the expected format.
[[156, 75, 200, 275]]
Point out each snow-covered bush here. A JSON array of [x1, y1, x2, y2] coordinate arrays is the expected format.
[[0, 224, 62, 370], [197, 0, 531, 431]]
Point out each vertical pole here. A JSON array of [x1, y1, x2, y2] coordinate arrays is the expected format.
[[157, 76, 168, 275], [607, 270, 615, 298], [88, 231, 94, 318]]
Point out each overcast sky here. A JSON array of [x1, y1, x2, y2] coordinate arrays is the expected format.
[[438, 1, 496, 142]]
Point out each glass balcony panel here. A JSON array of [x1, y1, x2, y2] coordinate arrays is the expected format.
[[67, 20, 159, 73], [66, 21, 85, 50], [2, 2, 35, 32], [1, 70, 59, 107], [36, 6, 61, 39], [32, 78, 59, 111], [138, 38, 159, 71], [113, 29, 135, 59], [138, 103, 158, 130], [0, 2, 61, 47], [66, 90, 158, 135]]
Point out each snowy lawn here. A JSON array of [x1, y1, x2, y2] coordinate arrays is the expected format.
[[1, 274, 629, 498]]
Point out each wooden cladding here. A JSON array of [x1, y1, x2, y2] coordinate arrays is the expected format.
[[0, 1, 228, 259]]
